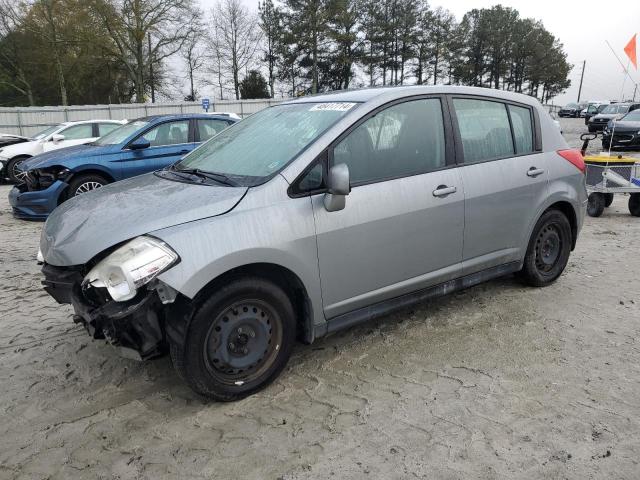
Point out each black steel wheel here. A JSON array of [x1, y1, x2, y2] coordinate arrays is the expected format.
[[604, 193, 614, 208], [519, 209, 572, 287], [170, 277, 296, 401], [587, 193, 605, 217], [629, 193, 640, 217]]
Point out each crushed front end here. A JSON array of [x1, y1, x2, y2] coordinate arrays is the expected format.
[[40, 236, 186, 361]]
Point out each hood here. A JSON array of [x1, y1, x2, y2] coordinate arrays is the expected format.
[[41, 172, 248, 266], [0, 133, 28, 140], [0, 139, 38, 157], [605, 119, 640, 132], [21, 144, 109, 171]]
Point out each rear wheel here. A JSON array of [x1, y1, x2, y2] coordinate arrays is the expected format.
[[587, 193, 605, 217], [519, 209, 572, 287], [604, 193, 614, 207], [67, 173, 109, 199], [170, 277, 296, 401], [6, 156, 30, 183], [629, 193, 640, 217]]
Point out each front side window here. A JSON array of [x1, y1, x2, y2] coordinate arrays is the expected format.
[[197, 119, 230, 141], [453, 98, 514, 163], [332, 98, 446, 185], [508, 104, 534, 154], [176, 102, 355, 186], [60, 124, 93, 140], [140, 120, 189, 147]]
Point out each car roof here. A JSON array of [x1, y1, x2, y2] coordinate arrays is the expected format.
[[59, 119, 124, 127], [281, 85, 542, 107], [131, 113, 237, 123]]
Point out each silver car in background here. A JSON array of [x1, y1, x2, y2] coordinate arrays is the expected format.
[[39, 86, 587, 401]]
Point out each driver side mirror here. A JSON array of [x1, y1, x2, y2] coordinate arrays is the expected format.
[[128, 137, 151, 150], [323, 163, 350, 212], [51, 134, 65, 143]]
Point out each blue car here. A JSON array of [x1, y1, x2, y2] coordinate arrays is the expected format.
[[9, 113, 237, 220]]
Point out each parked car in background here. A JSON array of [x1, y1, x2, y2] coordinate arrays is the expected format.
[[38, 86, 587, 401], [601, 109, 640, 149], [9, 114, 237, 219], [588, 103, 640, 132], [583, 102, 610, 124], [559, 102, 588, 118], [0, 120, 126, 183], [0, 133, 29, 148]]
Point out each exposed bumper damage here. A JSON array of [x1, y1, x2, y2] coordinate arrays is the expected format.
[[41, 263, 182, 360]]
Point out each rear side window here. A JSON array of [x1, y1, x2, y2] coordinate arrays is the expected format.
[[98, 123, 121, 136], [197, 119, 229, 141], [333, 98, 446, 185], [508, 105, 534, 154], [453, 99, 514, 163], [60, 124, 93, 140]]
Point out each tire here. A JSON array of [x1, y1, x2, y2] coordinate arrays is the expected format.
[[6, 156, 30, 183], [587, 193, 605, 217], [519, 209, 572, 287], [170, 277, 296, 401], [629, 193, 640, 217], [604, 193, 614, 208], [66, 173, 109, 199]]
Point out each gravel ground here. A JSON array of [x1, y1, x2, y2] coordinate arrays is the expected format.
[[1, 118, 640, 479]]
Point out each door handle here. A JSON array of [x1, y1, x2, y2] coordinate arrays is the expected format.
[[432, 185, 457, 197], [527, 167, 545, 177], [179, 149, 190, 154]]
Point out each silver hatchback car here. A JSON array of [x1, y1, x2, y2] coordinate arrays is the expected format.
[[39, 86, 587, 400]]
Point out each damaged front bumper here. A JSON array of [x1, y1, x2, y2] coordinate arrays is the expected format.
[[42, 264, 169, 360]]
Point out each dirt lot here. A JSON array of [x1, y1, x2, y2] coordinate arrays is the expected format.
[[1, 118, 640, 479]]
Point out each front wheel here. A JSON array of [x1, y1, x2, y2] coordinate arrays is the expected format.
[[170, 277, 296, 401], [6, 156, 30, 183], [519, 209, 572, 287], [67, 173, 109, 199]]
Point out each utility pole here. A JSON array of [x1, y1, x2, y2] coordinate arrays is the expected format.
[[634, 83, 638, 102], [577, 60, 586, 102], [148, 33, 155, 103]]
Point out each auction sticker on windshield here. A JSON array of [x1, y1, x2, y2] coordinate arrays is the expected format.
[[309, 103, 357, 112]]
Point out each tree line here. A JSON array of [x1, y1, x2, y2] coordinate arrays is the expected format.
[[0, 0, 572, 107]]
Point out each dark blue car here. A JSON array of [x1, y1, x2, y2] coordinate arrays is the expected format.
[[9, 113, 237, 220]]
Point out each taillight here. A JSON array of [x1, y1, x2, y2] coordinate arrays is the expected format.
[[557, 149, 586, 174]]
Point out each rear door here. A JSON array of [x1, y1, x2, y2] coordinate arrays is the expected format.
[[450, 96, 548, 274], [308, 97, 465, 318], [120, 119, 195, 178]]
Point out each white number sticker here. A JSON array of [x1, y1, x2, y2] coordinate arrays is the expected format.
[[309, 103, 357, 112]]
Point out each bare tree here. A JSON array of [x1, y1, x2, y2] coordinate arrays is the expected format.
[[90, 0, 199, 103], [209, 0, 262, 100], [181, 19, 206, 101]]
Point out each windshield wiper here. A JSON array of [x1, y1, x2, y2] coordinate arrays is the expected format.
[[174, 168, 238, 187]]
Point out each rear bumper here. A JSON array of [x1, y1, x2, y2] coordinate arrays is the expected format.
[[8, 180, 68, 220]]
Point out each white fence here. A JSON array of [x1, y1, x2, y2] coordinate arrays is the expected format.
[[0, 99, 283, 137]]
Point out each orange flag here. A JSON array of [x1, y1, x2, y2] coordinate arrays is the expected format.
[[624, 34, 637, 69]]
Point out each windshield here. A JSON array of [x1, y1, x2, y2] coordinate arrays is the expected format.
[[31, 125, 61, 140], [601, 104, 629, 114], [622, 110, 640, 121], [175, 102, 357, 185], [94, 120, 146, 146]]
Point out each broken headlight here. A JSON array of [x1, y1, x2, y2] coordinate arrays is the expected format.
[[84, 236, 179, 302]]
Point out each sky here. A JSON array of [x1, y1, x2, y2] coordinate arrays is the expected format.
[[195, 0, 640, 106]]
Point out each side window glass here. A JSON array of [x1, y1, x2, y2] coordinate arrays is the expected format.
[[298, 163, 324, 192], [60, 124, 93, 140], [508, 105, 534, 154], [197, 119, 229, 142], [98, 123, 120, 136], [453, 99, 514, 163], [140, 121, 189, 147], [333, 98, 446, 185]]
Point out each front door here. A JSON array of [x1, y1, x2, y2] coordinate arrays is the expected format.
[[42, 123, 96, 152], [450, 97, 549, 274], [311, 97, 465, 319]]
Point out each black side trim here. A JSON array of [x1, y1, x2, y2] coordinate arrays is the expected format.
[[314, 262, 521, 339]]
